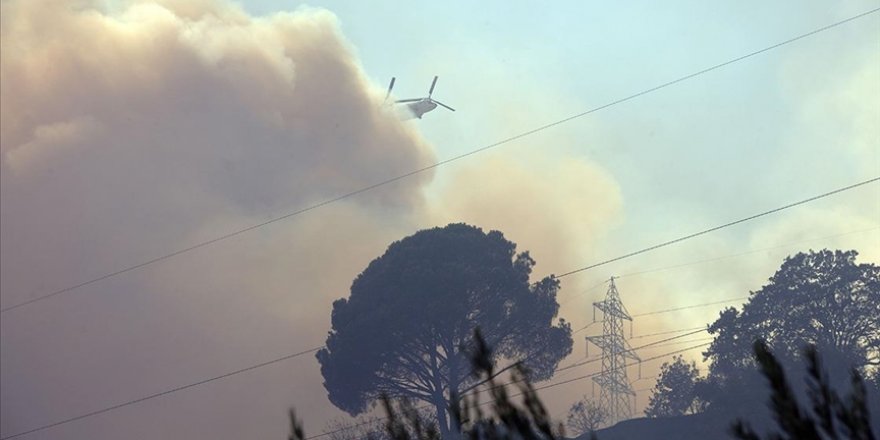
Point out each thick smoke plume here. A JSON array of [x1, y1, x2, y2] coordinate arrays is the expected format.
[[1, 1, 434, 438]]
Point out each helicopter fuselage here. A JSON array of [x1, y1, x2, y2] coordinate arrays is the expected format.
[[386, 76, 453, 120], [404, 99, 437, 119]]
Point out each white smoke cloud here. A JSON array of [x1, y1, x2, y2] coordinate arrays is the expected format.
[[429, 154, 623, 281], [0, 0, 436, 438]]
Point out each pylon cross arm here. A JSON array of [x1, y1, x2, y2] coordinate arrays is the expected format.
[[586, 335, 614, 351], [593, 299, 633, 321]]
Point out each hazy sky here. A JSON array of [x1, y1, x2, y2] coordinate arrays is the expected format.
[[1, 1, 878, 439]]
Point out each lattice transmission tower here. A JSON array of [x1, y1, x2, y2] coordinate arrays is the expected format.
[[586, 277, 640, 425]]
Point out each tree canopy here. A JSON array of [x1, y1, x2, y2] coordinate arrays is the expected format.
[[316, 224, 572, 437], [699, 249, 879, 418], [705, 249, 879, 379], [566, 396, 608, 436], [644, 355, 704, 418]]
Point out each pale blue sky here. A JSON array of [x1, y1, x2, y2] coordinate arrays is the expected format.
[[237, 0, 879, 265]]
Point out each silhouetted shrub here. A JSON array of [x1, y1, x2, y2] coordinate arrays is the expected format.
[[290, 328, 580, 440], [731, 341, 876, 440]]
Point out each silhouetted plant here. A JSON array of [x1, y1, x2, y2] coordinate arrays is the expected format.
[[383, 396, 441, 440], [289, 409, 305, 440], [645, 355, 705, 418], [448, 328, 567, 440], [731, 340, 877, 440], [566, 396, 607, 437], [291, 328, 580, 440], [324, 416, 390, 440]]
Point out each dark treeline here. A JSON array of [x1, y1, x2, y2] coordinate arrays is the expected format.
[[288, 334, 877, 440], [639, 249, 879, 439], [290, 224, 879, 439]]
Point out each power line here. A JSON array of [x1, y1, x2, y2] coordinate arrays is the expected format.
[[523, 329, 709, 388], [567, 227, 877, 331], [632, 329, 708, 351], [616, 227, 879, 279], [631, 297, 747, 317], [561, 329, 707, 372], [465, 339, 709, 403], [637, 337, 715, 350], [554, 177, 879, 280], [2, 119, 871, 440], [8, 209, 873, 439], [573, 320, 600, 334], [305, 418, 382, 440], [465, 343, 712, 412], [630, 326, 706, 340], [0, 209, 870, 438], [532, 343, 712, 393], [559, 279, 610, 307], [555, 331, 708, 382], [60, 211, 860, 432], [0, 346, 323, 440], [6, 7, 878, 313], [1, 299, 715, 439], [305, 343, 712, 439], [573, 295, 764, 333], [562, 322, 711, 378], [567, 227, 876, 336], [0, 286, 726, 438]]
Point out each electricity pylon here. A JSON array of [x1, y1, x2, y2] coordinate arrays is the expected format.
[[586, 277, 640, 425]]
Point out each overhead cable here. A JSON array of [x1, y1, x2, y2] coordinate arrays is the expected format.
[[554, 177, 879, 280], [0, 346, 322, 440]]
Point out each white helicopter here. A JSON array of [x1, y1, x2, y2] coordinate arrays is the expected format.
[[384, 76, 455, 119]]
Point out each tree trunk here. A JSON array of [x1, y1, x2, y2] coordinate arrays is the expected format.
[[434, 397, 451, 440], [446, 351, 462, 440]]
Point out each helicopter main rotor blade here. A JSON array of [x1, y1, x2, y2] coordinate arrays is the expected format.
[[384, 77, 396, 102], [432, 99, 455, 111], [395, 98, 422, 103], [428, 76, 438, 97]]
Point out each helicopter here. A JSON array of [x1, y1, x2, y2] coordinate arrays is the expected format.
[[384, 76, 455, 119]]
